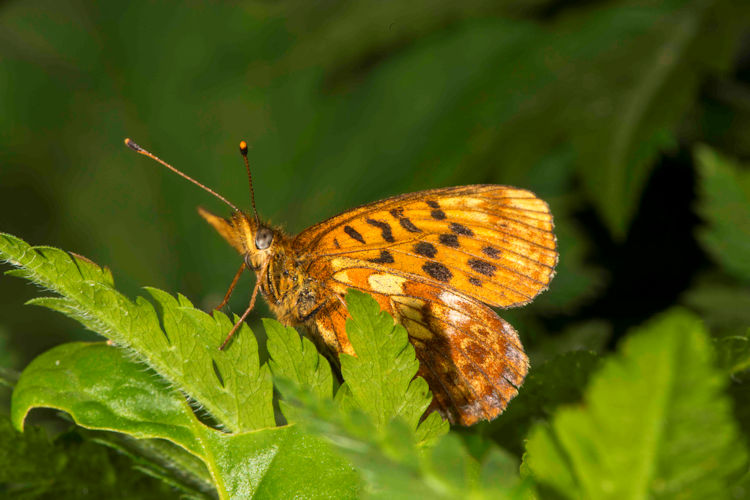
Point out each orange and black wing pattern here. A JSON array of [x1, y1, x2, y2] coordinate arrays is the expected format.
[[294, 185, 557, 425]]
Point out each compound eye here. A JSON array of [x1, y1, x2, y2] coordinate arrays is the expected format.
[[254, 227, 274, 250]]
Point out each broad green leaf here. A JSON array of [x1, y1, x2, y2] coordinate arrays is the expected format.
[[569, 0, 747, 238], [198, 425, 359, 499], [265, 290, 538, 498], [267, 290, 447, 447], [3, 234, 361, 498], [10, 341, 359, 499], [339, 290, 449, 444], [264, 318, 334, 403], [11, 342, 204, 455], [144, 288, 275, 432], [0, 233, 274, 432], [695, 146, 750, 282], [523, 309, 747, 499], [280, 386, 529, 500]]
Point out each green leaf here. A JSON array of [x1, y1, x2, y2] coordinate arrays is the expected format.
[[264, 318, 334, 403], [267, 290, 448, 447], [198, 425, 359, 500], [144, 288, 275, 432], [523, 309, 747, 499], [264, 291, 539, 498], [2, 234, 362, 498], [10, 341, 359, 499], [279, 388, 530, 500], [339, 290, 442, 440], [570, 0, 747, 238], [11, 342, 205, 455], [695, 146, 750, 282], [0, 233, 274, 432]]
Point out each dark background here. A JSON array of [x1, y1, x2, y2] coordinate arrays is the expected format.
[[1, 0, 748, 427]]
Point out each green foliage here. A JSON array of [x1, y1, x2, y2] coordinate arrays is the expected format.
[[1, 233, 360, 498], [1, 0, 749, 497], [567, 0, 747, 238], [1, 232, 273, 433], [3, 224, 750, 497], [337, 290, 447, 444], [489, 350, 602, 456], [0, 418, 184, 499], [274, 372, 528, 499], [695, 146, 750, 283], [267, 291, 448, 446], [523, 310, 747, 499]]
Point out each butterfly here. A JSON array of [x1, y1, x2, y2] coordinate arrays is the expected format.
[[125, 138, 558, 426]]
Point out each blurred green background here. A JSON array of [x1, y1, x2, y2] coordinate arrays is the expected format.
[[1, 0, 749, 404]]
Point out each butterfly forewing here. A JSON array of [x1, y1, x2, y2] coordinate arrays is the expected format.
[[297, 185, 557, 308]]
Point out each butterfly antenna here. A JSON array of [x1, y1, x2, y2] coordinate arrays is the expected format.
[[239, 141, 259, 225], [124, 138, 239, 212]]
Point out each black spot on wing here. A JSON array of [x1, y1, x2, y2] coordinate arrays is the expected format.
[[414, 242, 437, 258], [482, 246, 501, 258], [422, 261, 452, 282], [468, 258, 496, 277], [468, 277, 482, 287], [389, 207, 421, 233], [368, 250, 395, 264], [425, 201, 446, 220], [399, 217, 421, 233], [366, 218, 395, 243], [450, 222, 473, 236], [438, 233, 459, 248], [344, 225, 366, 244]]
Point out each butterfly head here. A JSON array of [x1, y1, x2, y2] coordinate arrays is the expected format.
[[198, 208, 279, 271]]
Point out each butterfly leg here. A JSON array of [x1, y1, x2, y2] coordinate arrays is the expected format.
[[214, 262, 247, 310], [218, 266, 264, 350]]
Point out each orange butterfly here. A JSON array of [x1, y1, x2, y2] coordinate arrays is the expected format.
[[125, 138, 557, 426]]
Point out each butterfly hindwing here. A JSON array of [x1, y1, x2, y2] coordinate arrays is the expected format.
[[317, 268, 528, 425]]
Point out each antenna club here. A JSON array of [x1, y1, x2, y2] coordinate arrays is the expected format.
[[124, 138, 143, 153], [239, 141, 248, 155]]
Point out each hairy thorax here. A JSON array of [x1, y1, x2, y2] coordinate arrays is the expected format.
[[260, 237, 328, 330]]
